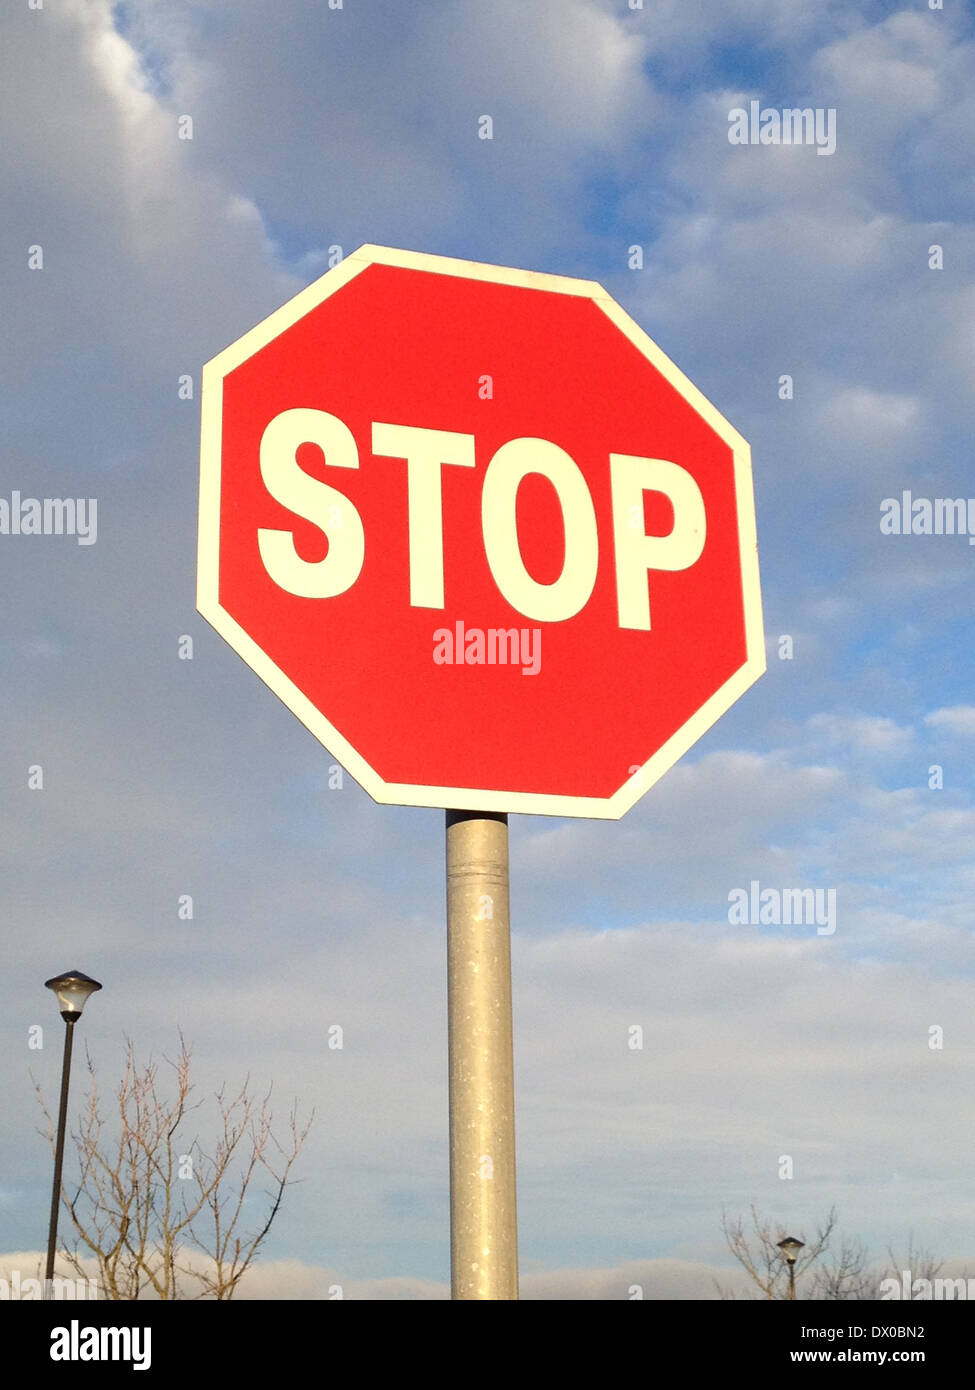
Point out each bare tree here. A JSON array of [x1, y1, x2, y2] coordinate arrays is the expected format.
[[718, 1205, 871, 1300], [880, 1235, 944, 1291], [36, 1034, 312, 1299]]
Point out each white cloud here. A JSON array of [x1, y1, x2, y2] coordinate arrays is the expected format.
[[7, 1245, 974, 1299], [110, 0, 657, 265], [925, 705, 975, 736], [816, 387, 925, 463], [612, 0, 857, 55], [0, 0, 294, 390], [814, 12, 946, 130], [805, 712, 915, 756]]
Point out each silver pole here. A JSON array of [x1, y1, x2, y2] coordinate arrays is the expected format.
[[445, 810, 519, 1299]]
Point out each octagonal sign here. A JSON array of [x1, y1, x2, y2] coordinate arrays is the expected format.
[[198, 244, 764, 819]]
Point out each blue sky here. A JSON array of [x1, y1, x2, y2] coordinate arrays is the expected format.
[[2, 0, 974, 1299]]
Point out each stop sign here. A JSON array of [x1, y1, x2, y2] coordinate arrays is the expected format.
[[198, 244, 763, 818]]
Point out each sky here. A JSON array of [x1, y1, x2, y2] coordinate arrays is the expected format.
[[2, 0, 974, 1301]]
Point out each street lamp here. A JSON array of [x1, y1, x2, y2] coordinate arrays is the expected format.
[[777, 1236, 805, 1300], [43, 970, 101, 1296]]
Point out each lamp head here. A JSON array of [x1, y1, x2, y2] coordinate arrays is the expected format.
[[45, 970, 102, 1022]]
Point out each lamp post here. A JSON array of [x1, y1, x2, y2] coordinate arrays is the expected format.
[[777, 1235, 805, 1300], [43, 970, 101, 1296]]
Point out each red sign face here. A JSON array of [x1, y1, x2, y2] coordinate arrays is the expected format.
[[199, 245, 764, 818]]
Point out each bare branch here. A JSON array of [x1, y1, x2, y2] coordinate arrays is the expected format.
[[35, 1035, 312, 1299], [720, 1204, 869, 1301]]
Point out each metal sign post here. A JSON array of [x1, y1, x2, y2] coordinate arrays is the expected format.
[[445, 810, 519, 1299]]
